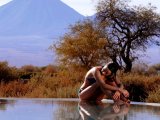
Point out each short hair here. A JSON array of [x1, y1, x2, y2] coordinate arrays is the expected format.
[[102, 62, 120, 74]]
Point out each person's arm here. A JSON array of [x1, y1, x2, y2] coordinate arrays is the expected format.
[[115, 77, 129, 98], [93, 68, 123, 93], [115, 77, 124, 89]]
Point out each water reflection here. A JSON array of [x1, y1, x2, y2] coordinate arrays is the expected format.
[[54, 101, 81, 120], [78, 101, 129, 120], [129, 104, 160, 120], [0, 99, 159, 120], [0, 99, 16, 111]]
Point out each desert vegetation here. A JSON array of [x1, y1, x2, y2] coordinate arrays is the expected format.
[[0, 61, 160, 103]]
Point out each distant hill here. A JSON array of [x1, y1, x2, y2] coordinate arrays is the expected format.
[[0, 0, 159, 67], [0, 0, 84, 67], [0, 0, 84, 36]]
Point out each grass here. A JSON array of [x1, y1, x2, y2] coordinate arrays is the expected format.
[[0, 65, 160, 103], [146, 85, 160, 103], [23, 67, 85, 98], [0, 81, 29, 97], [119, 73, 160, 102]]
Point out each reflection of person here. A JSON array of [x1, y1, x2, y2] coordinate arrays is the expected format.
[[78, 62, 130, 103], [78, 101, 130, 120]]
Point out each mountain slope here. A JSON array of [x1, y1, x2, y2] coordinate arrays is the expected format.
[[0, 0, 84, 36], [0, 0, 85, 67]]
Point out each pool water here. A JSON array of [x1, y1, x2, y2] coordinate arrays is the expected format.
[[0, 98, 159, 120]]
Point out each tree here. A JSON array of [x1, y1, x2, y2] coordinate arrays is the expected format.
[[96, 0, 160, 72], [54, 19, 109, 69]]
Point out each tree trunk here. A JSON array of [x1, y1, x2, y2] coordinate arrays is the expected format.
[[124, 60, 132, 73], [120, 51, 132, 73]]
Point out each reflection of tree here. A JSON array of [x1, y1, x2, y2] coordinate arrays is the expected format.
[[53, 101, 81, 120], [0, 99, 16, 111], [78, 101, 130, 120]]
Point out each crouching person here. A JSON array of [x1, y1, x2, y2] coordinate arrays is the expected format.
[[78, 62, 130, 103]]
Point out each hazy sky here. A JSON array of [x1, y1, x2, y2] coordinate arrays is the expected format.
[[61, 0, 160, 16], [0, 0, 160, 16]]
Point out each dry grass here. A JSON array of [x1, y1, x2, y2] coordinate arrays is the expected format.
[[0, 66, 159, 103], [0, 81, 29, 97], [119, 73, 160, 102], [23, 67, 86, 98], [146, 85, 160, 103]]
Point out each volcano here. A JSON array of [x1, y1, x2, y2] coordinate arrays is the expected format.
[[0, 0, 84, 67], [0, 0, 84, 36]]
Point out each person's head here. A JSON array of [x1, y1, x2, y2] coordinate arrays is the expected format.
[[101, 62, 120, 77]]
